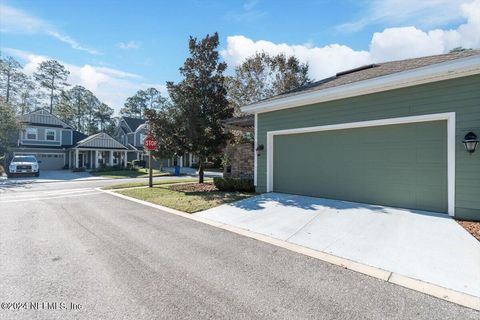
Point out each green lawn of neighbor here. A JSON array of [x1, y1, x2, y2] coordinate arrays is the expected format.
[[91, 168, 171, 179]]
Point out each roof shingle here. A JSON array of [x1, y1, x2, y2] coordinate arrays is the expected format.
[[122, 117, 146, 132], [256, 49, 480, 105]]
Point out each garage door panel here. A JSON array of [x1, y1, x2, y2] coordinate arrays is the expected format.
[[272, 121, 447, 213]]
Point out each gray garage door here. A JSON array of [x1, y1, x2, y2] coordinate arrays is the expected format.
[[36, 153, 65, 170], [272, 121, 448, 213]]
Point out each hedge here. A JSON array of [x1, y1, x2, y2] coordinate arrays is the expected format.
[[213, 177, 255, 192]]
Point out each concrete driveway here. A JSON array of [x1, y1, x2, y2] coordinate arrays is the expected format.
[[1, 170, 105, 184], [196, 193, 480, 298]]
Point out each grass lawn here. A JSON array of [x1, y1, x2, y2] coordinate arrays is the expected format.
[[103, 178, 211, 190], [91, 168, 171, 179], [117, 183, 254, 213]]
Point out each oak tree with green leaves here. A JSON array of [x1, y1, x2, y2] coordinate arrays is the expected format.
[[121, 87, 169, 118], [226, 52, 311, 115], [144, 107, 180, 170]]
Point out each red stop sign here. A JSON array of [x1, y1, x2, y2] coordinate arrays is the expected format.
[[144, 135, 157, 151]]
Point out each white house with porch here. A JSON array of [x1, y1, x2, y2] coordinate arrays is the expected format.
[[70, 133, 129, 169]]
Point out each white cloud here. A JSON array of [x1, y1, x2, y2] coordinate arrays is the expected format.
[[116, 41, 141, 50], [222, 0, 480, 80], [225, 0, 267, 22], [3, 48, 164, 113], [370, 0, 480, 61], [337, 0, 467, 33], [0, 4, 100, 55], [221, 36, 371, 80]]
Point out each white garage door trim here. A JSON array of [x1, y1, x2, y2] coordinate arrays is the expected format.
[[266, 112, 456, 216]]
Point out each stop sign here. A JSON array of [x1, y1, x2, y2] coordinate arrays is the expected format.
[[144, 135, 157, 151]]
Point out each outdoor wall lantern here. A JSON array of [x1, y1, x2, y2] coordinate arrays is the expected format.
[[256, 144, 264, 156], [462, 132, 479, 154]]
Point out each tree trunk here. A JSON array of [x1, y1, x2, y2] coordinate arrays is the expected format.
[[198, 159, 204, 184], [50, 77, 55, 114], [6, 73, 10, 103]]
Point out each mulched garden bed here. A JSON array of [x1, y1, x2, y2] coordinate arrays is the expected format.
[[168, 183, 218, 193], [457, 220, 480, 242]]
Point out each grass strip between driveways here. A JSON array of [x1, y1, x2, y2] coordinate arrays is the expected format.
[[102, 178, 207, 190], [91, 168, 171, 179], [116, 183, 254, 213]]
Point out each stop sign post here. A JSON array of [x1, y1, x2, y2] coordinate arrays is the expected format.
[[144, 135, 157, 187]]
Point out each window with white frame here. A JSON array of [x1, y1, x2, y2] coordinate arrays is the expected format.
[[45, 129, 56, 141], [26, 128, 37, 140], [140, 134, 146, 145]]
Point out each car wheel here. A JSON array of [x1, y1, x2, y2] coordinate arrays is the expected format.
[[35, 172, 40, 177]]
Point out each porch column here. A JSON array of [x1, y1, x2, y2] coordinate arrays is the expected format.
[[179, 156, 183, 167], [124, 151, 128, 168], [189, 153, 192, 167], [109, 150, 114, 166], [74, 149, 79, 168], [94, 150, 99, 169]]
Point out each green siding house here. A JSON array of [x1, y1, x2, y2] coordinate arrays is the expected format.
[[242, 50, 480, 221]]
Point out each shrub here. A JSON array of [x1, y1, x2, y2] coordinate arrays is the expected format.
[[213, 177, 255, 192], [91, 165, 128, 173]]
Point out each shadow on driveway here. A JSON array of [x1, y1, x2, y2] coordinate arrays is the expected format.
[[196, 192, 480, 298], [229, 192, 448, 219]]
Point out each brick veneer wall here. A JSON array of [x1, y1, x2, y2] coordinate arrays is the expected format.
[[225, 143, 254, 178]]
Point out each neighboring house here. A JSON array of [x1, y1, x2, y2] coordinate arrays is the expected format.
[[115, 116, 198, 168], [242, 50, 480, 221], [10, 109, 128, 170], [115, 116, 147, 162], [69, 132, 129, 169]]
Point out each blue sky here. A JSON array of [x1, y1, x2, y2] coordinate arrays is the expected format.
[[1, 0, 479, 112]]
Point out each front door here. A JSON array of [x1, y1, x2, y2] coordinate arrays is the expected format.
[[78, 154, 84, 168]]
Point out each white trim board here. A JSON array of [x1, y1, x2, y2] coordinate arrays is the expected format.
[[266, 112, 456, 216], [243, 55, 480, 114]]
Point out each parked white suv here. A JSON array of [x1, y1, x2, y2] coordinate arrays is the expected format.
[[8, 155, 40, 177]]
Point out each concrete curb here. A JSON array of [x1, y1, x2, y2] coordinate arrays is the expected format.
[[98, 188, 480, 311]]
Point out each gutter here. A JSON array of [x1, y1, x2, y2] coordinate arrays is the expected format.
[[241, 55, 480, 114]]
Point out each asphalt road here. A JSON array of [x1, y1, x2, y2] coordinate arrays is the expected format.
[[0, 175, 194, 193], [0, 180, 478, 319]]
